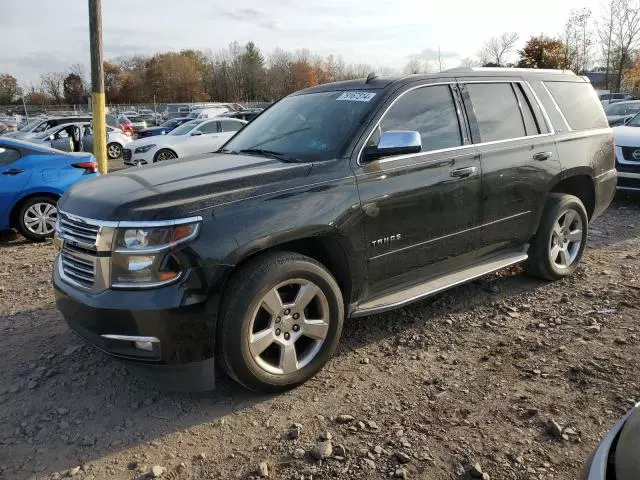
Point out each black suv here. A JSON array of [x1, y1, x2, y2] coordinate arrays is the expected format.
[[53, 69, 616, 392]]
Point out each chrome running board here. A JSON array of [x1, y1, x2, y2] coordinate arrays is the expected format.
[[351, 251, 528, 317]]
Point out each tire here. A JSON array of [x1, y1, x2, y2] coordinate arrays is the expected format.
[[16, 196, 58, 242], [154, 149, 177, 162], [218, 252, 344, 392], [525, 193, 588, 281], [107, 142, 122, 159]]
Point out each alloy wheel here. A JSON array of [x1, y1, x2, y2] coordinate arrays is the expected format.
[[107, 143, 122, 159], [248, 279, 330, 375], [548, 209, 583, 269]]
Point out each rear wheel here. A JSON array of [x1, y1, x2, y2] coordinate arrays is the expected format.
[[525, 193, 588, 280], [154, 149, 177, 162], [16, 196, 58, 242], [218, 252, 344, 392], [107, 142, 122, 159]]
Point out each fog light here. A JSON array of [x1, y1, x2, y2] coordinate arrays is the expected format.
[[134, 340, 154, 352]]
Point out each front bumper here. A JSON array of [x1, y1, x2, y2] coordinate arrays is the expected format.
[[53, 261, 226, 390], [615, 146, 640, 191]]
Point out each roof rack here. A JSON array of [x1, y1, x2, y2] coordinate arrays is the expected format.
[[443, 67, 575, 74]]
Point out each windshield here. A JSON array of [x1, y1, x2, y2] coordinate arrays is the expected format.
[[626, 112, 640, 127], [222, 91, 377, 162], [169, 119, 202, 136], [160, 119, 179, 128], [606, 102, 640, 115], [19, 119, 43, 131]]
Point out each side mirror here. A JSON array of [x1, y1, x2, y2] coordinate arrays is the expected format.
[[51, 137, 73, 152], [191, 131, 202, 136], [364, 130, 422, 161]]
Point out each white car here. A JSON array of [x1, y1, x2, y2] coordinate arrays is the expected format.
[[613, 114, 640, 191], [82, 125, 133, 159], [122, 118, 247, 167], [28, 122, 91, 151]]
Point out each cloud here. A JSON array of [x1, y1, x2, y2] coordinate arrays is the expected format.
[[409, 48, 460, 62], [222, 8, 264, 21]]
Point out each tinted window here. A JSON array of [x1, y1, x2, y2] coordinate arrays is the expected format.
[[466, 83, 526, 142], [513, 84, 540, 136], [544, 82, 608, 130], [196, 121, 218, 134], [220, 120, 243, 132], [0, 147, 21, 166], [373, 85, 462, 152]]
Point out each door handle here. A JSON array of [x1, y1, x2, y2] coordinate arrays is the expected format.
[[450, 166, 477, 178], [2, 168, 24, 175], [533, 151, 553, 161]]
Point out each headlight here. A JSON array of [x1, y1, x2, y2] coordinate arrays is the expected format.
[[111, 219, 201, 288], [134, 144, 155, 153]]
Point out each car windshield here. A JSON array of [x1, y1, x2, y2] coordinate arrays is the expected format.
[[169, 119, 203, 136], [19, 119, 43, 131], [605, 103, 639, 115], [626, 112, 640, 127], [160, 119, 179, 128], [221, 91, 377, 162]]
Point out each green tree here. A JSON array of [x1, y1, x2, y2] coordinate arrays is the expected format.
[[0, 74, 22, 104], [240, 42, 265, 100], [518, 36, 569, 69], [63, 73, 86, 104]]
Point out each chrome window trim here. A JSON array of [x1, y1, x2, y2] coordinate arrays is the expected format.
[[357, 80, 557, 166], [522, 81, 555, 134], [370, 211, 531, 261], [57, 211, 203, 230], [540, 82, 572, 132]]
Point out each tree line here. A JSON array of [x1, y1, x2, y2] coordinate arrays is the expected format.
[[4, 0, 640, 107], [0, 43, 376, 107]]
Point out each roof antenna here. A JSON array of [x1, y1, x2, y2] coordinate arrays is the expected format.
[[365, 72, 378, 84]]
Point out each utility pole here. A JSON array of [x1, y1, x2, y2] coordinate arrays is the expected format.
[[88, 0, 107, 174]]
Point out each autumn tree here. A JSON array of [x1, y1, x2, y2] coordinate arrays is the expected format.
[[599, 0, 640, 91], [563, 8, 593, 73], [40, 72, 65, 104], [0, 73, 21, 104], [518, 36, 569, 69], [479, 32, 520, 66]]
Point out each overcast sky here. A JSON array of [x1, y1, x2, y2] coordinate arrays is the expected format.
[[2, 0, 604, 86]]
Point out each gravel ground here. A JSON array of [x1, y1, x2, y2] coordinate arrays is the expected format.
[[1, 195, 640, 480]]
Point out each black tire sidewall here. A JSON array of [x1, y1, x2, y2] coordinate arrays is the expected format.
[[154, 149, 176, 162], [220, 254, 344, 392], [534, 194, 588, 279], [17, 196, 57, 242]]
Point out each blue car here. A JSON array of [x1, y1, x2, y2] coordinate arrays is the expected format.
[[0, 138, 99, 241], [136, 118, 192, 139]]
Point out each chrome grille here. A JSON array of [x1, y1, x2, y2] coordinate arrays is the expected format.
[[58, 212, 100, 248], [60, 251, 95, 289]]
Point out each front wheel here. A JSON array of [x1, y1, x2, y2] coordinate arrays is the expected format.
[[154, 149, 177, 162], [525, 193, 588, 280], [218, 252, 344, 392]]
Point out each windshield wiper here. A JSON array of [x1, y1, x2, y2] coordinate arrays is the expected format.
[[238, 149, 302, 163]]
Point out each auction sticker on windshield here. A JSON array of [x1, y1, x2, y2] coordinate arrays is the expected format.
[[336, 92, 377, 102]]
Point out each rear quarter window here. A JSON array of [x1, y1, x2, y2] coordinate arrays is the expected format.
[[544, 81, 608, 130]]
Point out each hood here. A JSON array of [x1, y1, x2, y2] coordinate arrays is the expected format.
[[139, 127, 170, 135], [613, 125, 640, 146], [127, 135, 178, 149], [58, 153, 313, 221]]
